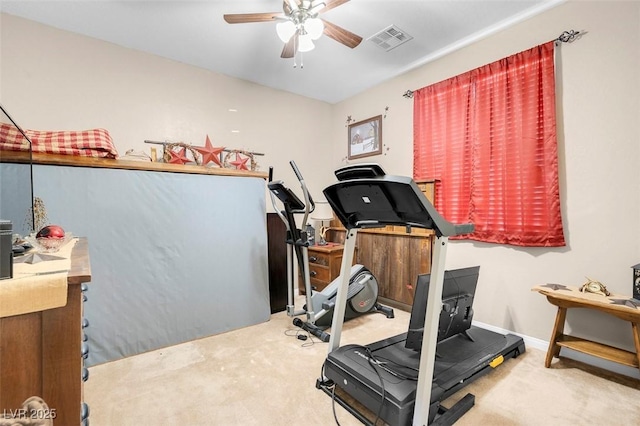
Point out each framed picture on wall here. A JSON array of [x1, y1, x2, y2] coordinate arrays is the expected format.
[[348, 115, 382, 160]]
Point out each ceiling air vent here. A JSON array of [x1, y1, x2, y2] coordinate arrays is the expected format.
[[368, 25, 413, 52]]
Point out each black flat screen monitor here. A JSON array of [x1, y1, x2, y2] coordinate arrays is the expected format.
[[405, 266, 480, 351]]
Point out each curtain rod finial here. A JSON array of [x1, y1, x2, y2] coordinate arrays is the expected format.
[[556, 30, 583, 43], [403, 90, 414, 99]]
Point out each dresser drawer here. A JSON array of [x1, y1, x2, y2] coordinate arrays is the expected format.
[[308, 252, 330, 267], [308, 264, 330, 283], [299, 244, 347, 295]]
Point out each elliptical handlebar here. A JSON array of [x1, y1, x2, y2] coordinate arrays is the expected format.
[[267, 161, 315, 248], [289, 161, 314, 228], [269, 162, 315, 229], [289, 160, 304, 182], [268, 166, 288, 227]]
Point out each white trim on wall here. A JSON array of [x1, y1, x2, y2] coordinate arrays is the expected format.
[[474, 320, 640, 380]]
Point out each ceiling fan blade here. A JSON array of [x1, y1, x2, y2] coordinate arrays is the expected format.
[[319, 0, 350, 14], [281, 35, 297, 58], [322, 19, 362, 49], [223, 12, 281, 24]]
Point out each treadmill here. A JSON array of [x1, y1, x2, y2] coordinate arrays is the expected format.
[[316, 164, 525, 425]]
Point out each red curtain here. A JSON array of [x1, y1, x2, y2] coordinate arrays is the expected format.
[[414, 41, 565, 247]]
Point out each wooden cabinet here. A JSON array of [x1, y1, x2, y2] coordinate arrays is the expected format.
[[327, 180, 436, 310], [0, 238, 91, 426], [267, 213, 287, 313], [299, 244, 347, 294]]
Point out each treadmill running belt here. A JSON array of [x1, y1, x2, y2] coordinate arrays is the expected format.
[[366, 327, 513, 392], [323, 326, 525, 425]]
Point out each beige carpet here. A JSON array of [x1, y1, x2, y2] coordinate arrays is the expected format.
[[85, 302, 640, 425]]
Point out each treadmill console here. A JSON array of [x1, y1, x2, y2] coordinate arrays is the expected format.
[[405, 266, 480, 351], [334, 163, 386, 181]]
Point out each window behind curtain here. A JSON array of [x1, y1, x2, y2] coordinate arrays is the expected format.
[[413, 41, 565, 247]]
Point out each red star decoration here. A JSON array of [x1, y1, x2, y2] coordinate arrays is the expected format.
[[168, 147, 190, 164], [230, 153, 249, 170], [194, 135, 225, 166]]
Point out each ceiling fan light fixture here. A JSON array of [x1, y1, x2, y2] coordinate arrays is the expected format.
[[298, 34, 315, 52], [276, 20, 297, 42], [304, 17, 324, 40]]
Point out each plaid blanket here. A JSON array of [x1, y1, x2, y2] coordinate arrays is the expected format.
[[0, 122, 118, 158]]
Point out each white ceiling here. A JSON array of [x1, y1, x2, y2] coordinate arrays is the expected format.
[[1, 0, 563, 104]]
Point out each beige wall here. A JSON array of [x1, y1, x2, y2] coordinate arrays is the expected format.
[[2, 1, 640, 361], [0, 14, 333, 201], [331, 0, 640, 355]]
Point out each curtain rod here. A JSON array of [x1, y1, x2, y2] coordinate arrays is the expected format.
[[402, 29, 583, 99]]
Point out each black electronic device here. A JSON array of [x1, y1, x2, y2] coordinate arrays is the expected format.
[[0, 220, 13, 280], [405, 266, 480, 351], [632, 263, 640, 301]]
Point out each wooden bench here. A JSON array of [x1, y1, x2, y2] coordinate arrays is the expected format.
[[533, 284, 640, 373]]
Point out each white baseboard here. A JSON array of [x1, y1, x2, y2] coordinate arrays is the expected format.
[[473, 320, 640, 380]]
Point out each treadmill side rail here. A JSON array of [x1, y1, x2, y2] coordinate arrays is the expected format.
[[414, 235, 448, 426], [328, 228, 359, 353]]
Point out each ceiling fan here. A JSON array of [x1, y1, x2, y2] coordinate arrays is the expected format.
[[223, 0, 363, 59]]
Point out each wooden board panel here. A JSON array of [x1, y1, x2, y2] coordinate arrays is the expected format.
[[267, 213, 288, 314], [354, 233, 431, 306], [42, 284, 83, 426], [0, 312, 43, 410]]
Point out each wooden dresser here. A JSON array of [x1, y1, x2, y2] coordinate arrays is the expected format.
[[327, 180, 436, 310], [299, 243, 349, 294], [0, 238, 92, 426]]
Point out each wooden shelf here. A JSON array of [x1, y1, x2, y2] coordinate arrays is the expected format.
[[0, 149, 268, 179], [556, 335, 639, 368]]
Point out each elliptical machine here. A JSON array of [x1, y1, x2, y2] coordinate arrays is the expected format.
[[268, 161, 394, 342]]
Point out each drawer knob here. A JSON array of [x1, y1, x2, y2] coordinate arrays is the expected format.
[[309, 256, 318, 263], [310, 271, 317, 277], [81, 343, 89, 359]]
